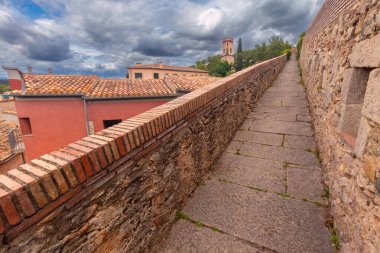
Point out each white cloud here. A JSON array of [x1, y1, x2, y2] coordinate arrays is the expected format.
[[0, 0, 322, 78]]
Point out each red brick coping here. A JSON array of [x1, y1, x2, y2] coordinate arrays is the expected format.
[[0, 55, 286, 241]]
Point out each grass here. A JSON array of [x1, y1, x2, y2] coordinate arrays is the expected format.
[[176, 210, 204, 228], [315, 149, 322, 164], [176, 210, 190, 221], [306, 148, 323, 165], [247, 185, 268, 193], [281, 134, 286, 147], [220, 178, 326, 207], [330, 227, 340, 250], [302, 198, 323, 207], [322, 187, 330, 200], [220, 179, 268, 193], [283, 162, 289, 194], [278, 193, 290, 198], [176, 210, 221, 232]]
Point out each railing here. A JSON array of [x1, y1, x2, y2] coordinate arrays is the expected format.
[[7, 128, 24, 154]]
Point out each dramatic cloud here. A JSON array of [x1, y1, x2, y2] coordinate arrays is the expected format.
[[0, 0, 322, 78]]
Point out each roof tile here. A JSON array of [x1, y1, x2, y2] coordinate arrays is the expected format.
[[13, 73, 220, 98]]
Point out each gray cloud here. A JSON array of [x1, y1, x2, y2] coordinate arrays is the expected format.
[[0, 0, 322, 78], [0, 6, 71, 62]]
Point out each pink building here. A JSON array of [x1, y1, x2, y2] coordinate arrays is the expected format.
[[3, 66, 219, 161]]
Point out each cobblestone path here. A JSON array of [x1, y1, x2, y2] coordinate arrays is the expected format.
[[160, 56, 334, 253]]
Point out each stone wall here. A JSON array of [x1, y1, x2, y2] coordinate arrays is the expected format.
[[0, 56, 286, 252], [300, 0, 380, 251]]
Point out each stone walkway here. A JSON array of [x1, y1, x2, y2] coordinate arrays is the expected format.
[[160, 56, 334, 253]]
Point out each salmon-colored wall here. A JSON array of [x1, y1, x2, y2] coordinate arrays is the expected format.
[[87, 99, 170, 132], [15, 98, 171, 161], [15, 99, 87, 161]]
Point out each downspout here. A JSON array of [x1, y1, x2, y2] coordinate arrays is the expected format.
[[82, 96, 90, 135]]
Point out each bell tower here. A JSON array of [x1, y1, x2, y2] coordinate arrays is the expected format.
[[222, 37, 234, 64]]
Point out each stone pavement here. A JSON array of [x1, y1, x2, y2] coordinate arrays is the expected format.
[[159, 56, 335, 253]]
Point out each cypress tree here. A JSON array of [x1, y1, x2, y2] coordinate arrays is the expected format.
[[235, 38, 244, 71], [237, 38, 242, 53]]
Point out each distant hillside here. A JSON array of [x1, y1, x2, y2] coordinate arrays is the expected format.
[[0, 79, 9, 85], [0, 79, 10, 94]]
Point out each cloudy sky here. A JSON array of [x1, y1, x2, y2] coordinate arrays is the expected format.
[[0, 0, 323, 78]]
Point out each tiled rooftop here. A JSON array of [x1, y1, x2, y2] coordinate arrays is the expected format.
[[12, 73, 220, 98], [128, 63, 208, 73], [23, 74, 99, 95], [164, 74, 221, 91], [90, 79, 173, 98]]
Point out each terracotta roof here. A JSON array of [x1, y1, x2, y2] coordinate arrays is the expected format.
[[22, 74, 99, 95], [90, 79, 173, 98], [0, 120, 18, 161], [128, 63, 208, 73], [164, 75, 220, 91], [11, 73, 221, 98]]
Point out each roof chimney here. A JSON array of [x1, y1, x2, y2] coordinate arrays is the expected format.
[[2, 66, 26, 91], [48, 68, 53, 74], [135, 63, 142, 67], [27, 66, 32, 74], [159, 61, 163, 68]]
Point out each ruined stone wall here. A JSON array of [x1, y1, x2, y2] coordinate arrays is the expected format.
[[300, 0, 380, 251], [0, 56, 286, 252]]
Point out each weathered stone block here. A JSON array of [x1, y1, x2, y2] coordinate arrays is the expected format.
[[341, 68, 369, 104], [354, 117, 371, 157], [350, 34, 380, 67], [362, 69, 380, 124], [338, 103, 363, 136], [364, 156, 377, 182]]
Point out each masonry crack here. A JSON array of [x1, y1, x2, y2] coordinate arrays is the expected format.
[[176, 210, 279, 253], [219, 178, 325, 207]]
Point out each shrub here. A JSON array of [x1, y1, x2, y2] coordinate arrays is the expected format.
[[297, 32, 306, 59], [281, 48, 291, 60]]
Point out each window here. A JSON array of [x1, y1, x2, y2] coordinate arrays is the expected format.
[[135, 73, 143, 79], [339, 68, 371, 148], [230, 48, 232, 54], [103, 119, 122, 129], [19, 117, 32, 135], [154, 73, 159, 79]]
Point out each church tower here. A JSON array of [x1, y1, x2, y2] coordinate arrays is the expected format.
[[222, 37, 234, 64]]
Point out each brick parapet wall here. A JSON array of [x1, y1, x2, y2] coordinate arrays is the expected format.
[[300, 0, 380, 251], [305, 0, 359, 41], [0, 55, 286, 252]]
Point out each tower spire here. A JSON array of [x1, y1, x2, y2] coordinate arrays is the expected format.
[[222, 37, 234, 64]]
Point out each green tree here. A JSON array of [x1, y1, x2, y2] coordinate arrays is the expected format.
[[209, 58, 232, 77], [195, 59, 207, 71], [0, 85, 10, 94], [235, 38, 244, 71], [237, 38, 243, 53], [297, 32, 306, 59], [194, 36, 291, 75]]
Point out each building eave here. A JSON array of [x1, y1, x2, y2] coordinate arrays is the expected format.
[[11, 93, 178, 101], [128, 66, 208, 74]]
